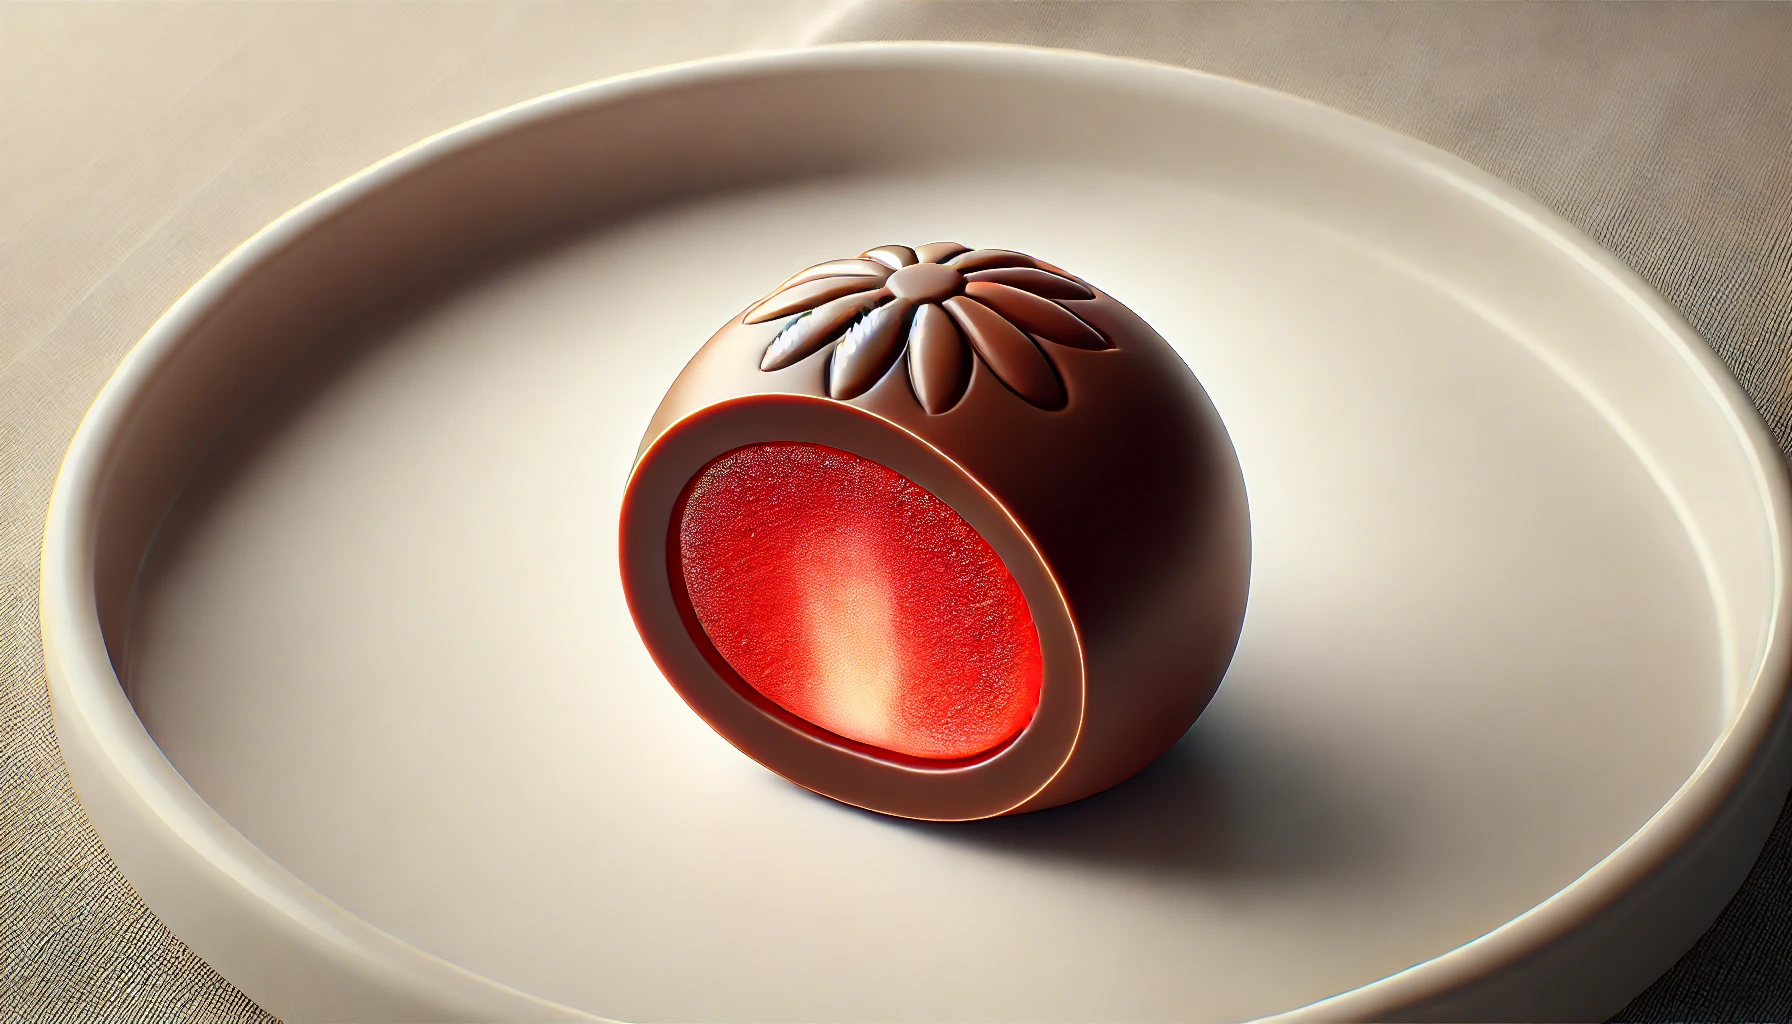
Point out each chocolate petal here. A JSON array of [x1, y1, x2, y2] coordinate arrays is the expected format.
[[964, 281, 1109, 351], [746, 275, 887, 324], [761, 290, 888, 370], [907, 303, 970, 414], [914, 241, 970, 265], [776, 258, 892, 291], [862, 244, 919, 270], [829, 299, 914, 400], [950, 248, 1087, 281], [943, 296, 1065, 409], [944, 248, 1037, 273], [962, 267, 1093, 301]]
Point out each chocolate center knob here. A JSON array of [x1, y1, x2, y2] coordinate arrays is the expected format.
[[887, 262, 963, 302]]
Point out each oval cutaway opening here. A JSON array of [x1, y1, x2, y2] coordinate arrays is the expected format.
[[676, 442, 1042, 760]]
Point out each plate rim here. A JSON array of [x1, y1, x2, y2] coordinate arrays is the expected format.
[[38, 40, 1792, 1023]]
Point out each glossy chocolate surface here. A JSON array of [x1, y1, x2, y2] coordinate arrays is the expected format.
[[621, 244, 1250, 820]]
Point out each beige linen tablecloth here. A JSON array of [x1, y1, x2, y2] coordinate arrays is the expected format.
[[5, 3, 1791, 1021]]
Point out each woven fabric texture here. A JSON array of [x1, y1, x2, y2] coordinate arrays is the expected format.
[[3, 2, 1789, 1021]]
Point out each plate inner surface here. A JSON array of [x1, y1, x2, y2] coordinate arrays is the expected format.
[[127, 166, 1720, 1023]]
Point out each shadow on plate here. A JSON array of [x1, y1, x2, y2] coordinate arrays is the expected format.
[[844, 701, 1388, 883]]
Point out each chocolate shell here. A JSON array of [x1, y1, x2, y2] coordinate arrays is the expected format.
[[620, 243, 1250, 820]]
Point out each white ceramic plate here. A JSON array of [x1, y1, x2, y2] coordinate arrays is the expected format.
[[43, 44, 1792, 1024]]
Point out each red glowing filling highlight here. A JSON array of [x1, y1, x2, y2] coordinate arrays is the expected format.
[[676, 443, 1043, 760]]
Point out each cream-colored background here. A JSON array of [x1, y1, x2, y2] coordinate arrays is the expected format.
[[5, 3, 1791, 1021]]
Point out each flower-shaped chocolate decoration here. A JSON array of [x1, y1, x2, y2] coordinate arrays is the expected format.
[[744, 243, 1113, 413]]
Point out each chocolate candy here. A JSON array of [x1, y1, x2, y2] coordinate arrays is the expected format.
[[620, 243, 1249, 820]]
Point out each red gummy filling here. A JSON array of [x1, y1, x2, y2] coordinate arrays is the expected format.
[[676, 443, 1042, 760]]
